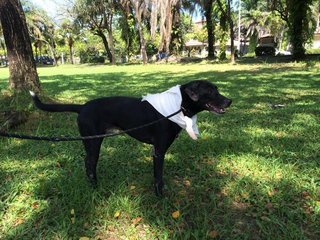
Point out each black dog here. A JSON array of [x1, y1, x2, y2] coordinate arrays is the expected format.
[[30, 80, 232, 195]]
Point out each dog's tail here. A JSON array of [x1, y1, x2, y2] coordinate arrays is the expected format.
[[29, 91, 83, 114]]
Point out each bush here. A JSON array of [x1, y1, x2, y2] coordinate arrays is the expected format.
[[244, 52, 256, 57], [80, 47, 105, 64], [306, 48, 320, 54], [255, 46, 276, 56]]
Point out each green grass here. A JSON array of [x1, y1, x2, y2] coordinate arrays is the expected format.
[[0, 62, 319, 239]]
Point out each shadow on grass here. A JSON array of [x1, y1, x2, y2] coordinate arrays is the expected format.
[[1, 64, 319, 239]]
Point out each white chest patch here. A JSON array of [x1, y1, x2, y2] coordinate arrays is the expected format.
[[142, 85, 199, 140]]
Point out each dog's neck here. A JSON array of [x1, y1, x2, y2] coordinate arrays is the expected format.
[[180, 87, 202, 117]]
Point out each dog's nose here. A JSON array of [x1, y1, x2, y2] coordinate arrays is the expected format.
[[225, 99, 232, 107]]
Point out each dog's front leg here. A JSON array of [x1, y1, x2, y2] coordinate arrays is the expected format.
[[152, 130, 180, 196]]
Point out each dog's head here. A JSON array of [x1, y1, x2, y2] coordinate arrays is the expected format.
[[181, 80, 232, 115]]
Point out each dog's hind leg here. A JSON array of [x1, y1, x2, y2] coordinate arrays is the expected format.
[[82, 138, 103, 187], [78, 117, 105, 187]]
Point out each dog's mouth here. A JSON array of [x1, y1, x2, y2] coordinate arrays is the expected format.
[[206, 103, 226, 114]]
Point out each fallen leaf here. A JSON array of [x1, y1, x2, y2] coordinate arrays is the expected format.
[[183, 180, 191, 187], [71, 209, 75, 215], [114, 210, 121, 218], [131, 216, 142, 225], [265, 202, 273, 210], [32, 202, 40, 209], [14, 218, 24, 226], [83, 222, 89, 229], [171, 210, 180, 219], [202, 135, 209, 140], [79, 237, 90, 240], [178, 190, 187, 196], [241, 192, 249, 199], [301, 191, 310, 198], [130, 185, 136, 190], [174, 198, 181, 205], [5, 175, 12, 181], [261, 216, 271, 222], [268, 188, 279, 197], [71, 217, 75, 224], [107, 225, 115, 232], [208, 229, 218, 238], [275, 173, 282, 179]]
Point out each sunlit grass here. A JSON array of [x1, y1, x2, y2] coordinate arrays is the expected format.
[[0, 62, 319, 239]]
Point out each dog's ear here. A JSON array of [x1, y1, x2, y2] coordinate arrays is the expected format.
[[184, 82, 200, 102]]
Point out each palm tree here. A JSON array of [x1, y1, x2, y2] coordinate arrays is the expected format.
[[183, 0, 216, 59], [217, 0, 236, 63], [241, 7, 269, 50], [197, 0, 216, 59], [60, 19, 80, 64], [24, 4, 57, 65]]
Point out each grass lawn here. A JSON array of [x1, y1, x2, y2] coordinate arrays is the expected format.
[[0, 62, 319, 239]]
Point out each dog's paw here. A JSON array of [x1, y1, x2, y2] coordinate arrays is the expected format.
[[87, 174, 98, 188], [154, 182, 164, 197]]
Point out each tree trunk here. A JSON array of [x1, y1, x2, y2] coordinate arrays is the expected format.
[[107, 15, 116, 65], [230, 23, 235, 63], [137, 21, 148, 64], [68, 36, 74, 64], [227, 0, 235, 63], [131, 0, 148, 64], [0, 0, 41, 92], [118, 0, 133, 62], [96, 30, 113, 63], [218, 14, 228, 60], [288, 0, 309, 59], [204, 0, 215, 59], [158, 0, 178, 57], [49, 36, 58, 66], [107, 31, 116, 64]]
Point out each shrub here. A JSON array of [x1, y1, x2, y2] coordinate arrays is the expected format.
[[80, 47, 105, 64], [306, 48, 320, 54], [255, 46, 276, 56]]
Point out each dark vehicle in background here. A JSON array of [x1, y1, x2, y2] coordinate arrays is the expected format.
[[35, 56, 54, 65], [255, 35, 276, 56], [255, 46, 276, 56], [0, 55, 8, 66]]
